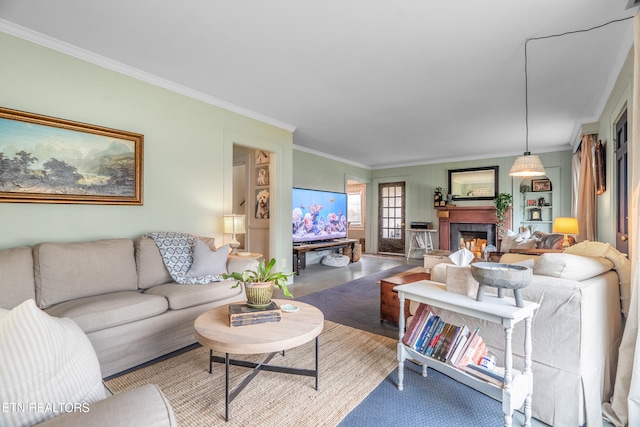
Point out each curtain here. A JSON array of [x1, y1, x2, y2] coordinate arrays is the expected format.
[[572, 149, 581, 217], [602, 13, 640, 427], [576, 134, 597, 241]]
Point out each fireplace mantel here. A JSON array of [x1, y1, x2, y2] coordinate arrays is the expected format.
[[436, 206, 510, 250]]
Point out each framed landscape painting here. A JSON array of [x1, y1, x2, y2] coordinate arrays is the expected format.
[[0, 107, 143, 205]]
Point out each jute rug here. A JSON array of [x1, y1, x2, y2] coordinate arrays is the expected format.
[[106, 321, 397, 426]]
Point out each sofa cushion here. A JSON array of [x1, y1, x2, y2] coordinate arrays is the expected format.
[[0, 247, 35, 309], [186, 242, 229, 278], [136, 236, 218, 289], [533, 253, 614, 282], [0, 299, 106, 427], [45, 291, 169, 334], [34, 239, 138, 309], [143, 281, 242, 310]]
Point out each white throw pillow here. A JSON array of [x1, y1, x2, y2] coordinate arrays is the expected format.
[[500, 229, 533, 252], [186, 241, 229, 278], [533, 253, 614, 282], [0, 299, 105, 427]]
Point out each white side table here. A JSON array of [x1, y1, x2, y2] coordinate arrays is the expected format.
[[395, 280, 539, 427], [406, 229, 437, 259]]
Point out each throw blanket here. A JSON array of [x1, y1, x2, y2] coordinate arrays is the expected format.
[[145, 232, 220, 285]]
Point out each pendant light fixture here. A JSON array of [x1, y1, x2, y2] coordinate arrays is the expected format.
[[509, 38, 546, 177]]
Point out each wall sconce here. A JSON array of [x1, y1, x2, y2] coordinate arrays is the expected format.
[[552, 217, 579, 248], [223, 214, 246, 254]]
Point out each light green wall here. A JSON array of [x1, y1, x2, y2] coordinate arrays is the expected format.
[[0, 32, 293, 272], [294, 148, 573, 252], [595, 48, 633, 245]]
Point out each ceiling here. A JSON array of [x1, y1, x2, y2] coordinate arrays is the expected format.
[[0, 1, 636, 169]]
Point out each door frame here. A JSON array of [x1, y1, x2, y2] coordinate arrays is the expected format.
[[371, 175, 411, 255]]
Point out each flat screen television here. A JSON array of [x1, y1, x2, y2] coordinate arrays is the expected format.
[[292, 187, 348, 243]]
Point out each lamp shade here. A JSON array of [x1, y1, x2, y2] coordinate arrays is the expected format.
[[509, 154, 546, 177], [223, 214, 246, 235], [553, 217, 579, 234]]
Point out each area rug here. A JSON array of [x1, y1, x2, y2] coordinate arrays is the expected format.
[[106, 321, 396, 426], [298, 264, 414, 339]]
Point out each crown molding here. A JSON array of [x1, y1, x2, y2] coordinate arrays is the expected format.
[[0, 19, 296, 133], [293, 144, 372, 170]]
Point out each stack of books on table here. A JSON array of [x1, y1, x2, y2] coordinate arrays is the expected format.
[[228, 301, 282, 327], [402, 303, 488, 367]]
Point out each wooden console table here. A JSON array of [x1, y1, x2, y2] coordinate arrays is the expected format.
[[292, 238, 358, 275], [395, 281, 539, 427]]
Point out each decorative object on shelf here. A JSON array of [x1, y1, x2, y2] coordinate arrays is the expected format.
[[470, 262, 533, 308], [508, 36, 546, 177], [434, 187, 446, 207], [531, 178, 552, 192], [520, 184, 531, 193], [553, 217, 579, 248], [494, 192, 512, 238], [529, 208, 542, 221], [223, 214, 246, 255], [222, 258, 293, 308], [537, 197, 545, 206], [527, 199, 536, 206]]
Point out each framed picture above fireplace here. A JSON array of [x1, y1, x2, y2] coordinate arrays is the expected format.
[[448, 166, 498, 201]]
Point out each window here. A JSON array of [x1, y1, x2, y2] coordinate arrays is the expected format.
[[347, 191, 362, 227]]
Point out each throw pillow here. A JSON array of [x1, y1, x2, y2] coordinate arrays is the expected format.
[[0, 299, 105, 427], [533, 253, 614, 282], [186, 241, 229, 278]]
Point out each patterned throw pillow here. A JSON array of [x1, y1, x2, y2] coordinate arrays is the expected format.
[[0, 299, 105, 427], [186, 242, 230, 278]]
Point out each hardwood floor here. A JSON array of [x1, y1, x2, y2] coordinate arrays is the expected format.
[[279, 253, 423, 298]]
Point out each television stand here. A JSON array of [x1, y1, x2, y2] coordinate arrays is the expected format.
[[292, 238, 358, 275]]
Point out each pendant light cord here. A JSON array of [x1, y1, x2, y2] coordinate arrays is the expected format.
[[523, 16, 634, 155]]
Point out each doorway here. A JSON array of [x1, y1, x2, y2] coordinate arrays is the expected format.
[[615, 109, 629, 254], [378, 182, 405, 254]]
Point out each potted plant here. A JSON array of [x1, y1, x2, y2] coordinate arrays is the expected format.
[[494, 192, 513, 238], [222, 258, 293, 308]]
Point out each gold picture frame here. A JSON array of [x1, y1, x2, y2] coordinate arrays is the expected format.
[[0, 107, 143, 205]]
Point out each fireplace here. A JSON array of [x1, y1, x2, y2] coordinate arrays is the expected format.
[[436, 206, 510, 251], [450, 222, 496, 255]]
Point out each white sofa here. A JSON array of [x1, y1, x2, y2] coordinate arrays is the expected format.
[[411, 243, 629, 427]]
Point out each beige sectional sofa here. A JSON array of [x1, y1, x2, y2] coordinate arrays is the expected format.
[[0, 235, 257, 377], [414, 244, 629, 427]]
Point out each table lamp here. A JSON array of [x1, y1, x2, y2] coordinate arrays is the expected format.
[[552, 217, 579, 248], [223, 214, 246, 255]]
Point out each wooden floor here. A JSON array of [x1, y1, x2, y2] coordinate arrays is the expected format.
[[278, 253, 423, 298]]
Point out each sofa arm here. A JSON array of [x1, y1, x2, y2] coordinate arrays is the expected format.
[[36, 384, 177, 427]]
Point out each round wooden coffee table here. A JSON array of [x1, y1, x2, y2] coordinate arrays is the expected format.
[[194, 299, 324, 421]]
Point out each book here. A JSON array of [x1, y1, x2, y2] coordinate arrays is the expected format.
[[424, 319, 446, 356], [229, 302, 282, 327], [436, 324, 460, 362], [412, 313, 436, 350], [431, 323, 453, 361], [463, 363, 504, 386], [445, 325, 469, 362], [452, 327, 479, 368], [417, 316, 441, 353], [454, 332, 486, 369], [447, 325, 470, 364], [402, 303, 431, 347], [230, 314, 281, 327]]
